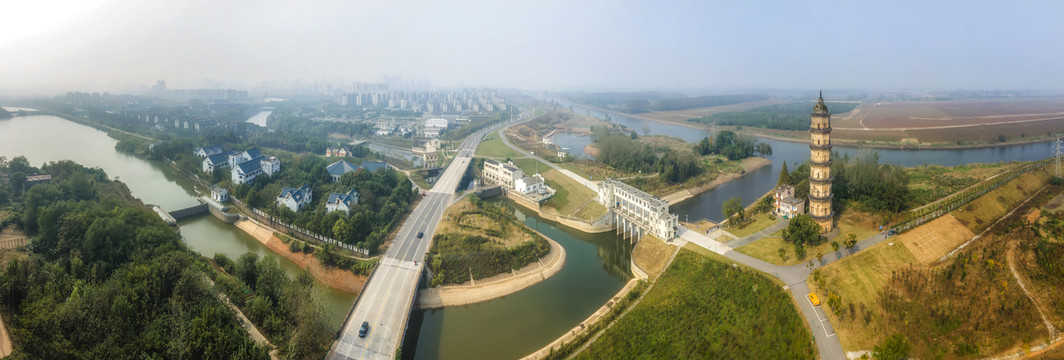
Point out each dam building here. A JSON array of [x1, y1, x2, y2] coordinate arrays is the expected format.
[[597, 178, 679, 241]]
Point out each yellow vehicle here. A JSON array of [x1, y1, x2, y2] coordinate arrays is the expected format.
[[807, 293, 821, 306]]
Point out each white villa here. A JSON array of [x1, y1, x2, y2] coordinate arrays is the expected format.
[[325, 189, 360, 214], [229, 148, 281, 184], [277, 185, 313, 212]]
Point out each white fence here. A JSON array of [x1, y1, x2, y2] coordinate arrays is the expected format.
[[251, 208, 371, 256]]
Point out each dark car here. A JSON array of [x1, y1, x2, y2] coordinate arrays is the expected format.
[[417, 231, 424, 238], [358, 321, 369, 338]]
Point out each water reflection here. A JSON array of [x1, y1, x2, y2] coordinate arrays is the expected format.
[[403, 202, 630, 360]]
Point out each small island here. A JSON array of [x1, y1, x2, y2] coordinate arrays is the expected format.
[[420, 195, 564, 308]]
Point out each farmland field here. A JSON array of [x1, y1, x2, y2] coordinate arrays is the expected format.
[[841, 99, 1064, 130]]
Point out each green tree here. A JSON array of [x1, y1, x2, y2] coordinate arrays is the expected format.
[[777, 247, 787, 261], [873, 334, 911, 360], [237, 253, 260, 289], [783, 214, 822, 246], [778, 162, 791, 186], [756, 142, 773, 157], [722, 197, 744, 224], [333, 218, 350, 241], [831, 241, 840, 253]]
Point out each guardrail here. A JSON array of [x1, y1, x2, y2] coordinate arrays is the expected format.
[[890, 157, 1053, 235]]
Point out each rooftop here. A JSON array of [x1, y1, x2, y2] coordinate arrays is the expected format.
[[327, 159, 360, 176]]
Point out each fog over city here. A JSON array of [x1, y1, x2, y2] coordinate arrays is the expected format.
[[2, 0, 1063, 94]]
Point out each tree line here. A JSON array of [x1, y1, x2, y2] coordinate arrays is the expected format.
[[233, 154, 416, 254], [0, 159, 270, 358], [692, 102, 860, 130]]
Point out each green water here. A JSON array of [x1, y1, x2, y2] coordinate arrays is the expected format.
[[403, 206, 632, 360]]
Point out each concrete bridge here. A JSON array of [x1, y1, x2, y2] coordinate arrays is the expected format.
[[597, 178, 679, 242]]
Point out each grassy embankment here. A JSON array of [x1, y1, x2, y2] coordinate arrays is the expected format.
[[506, 158, 607, 222], [474, 130, 523, 159], [810, 165, 1055, 357], [571, 245, 815, 359], [425, 196, 550, 286]]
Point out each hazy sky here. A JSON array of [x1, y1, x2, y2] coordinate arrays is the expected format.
[[2, 0, 1063, 94]]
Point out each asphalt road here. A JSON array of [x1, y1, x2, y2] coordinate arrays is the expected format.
[[328, 112, 524, 360]]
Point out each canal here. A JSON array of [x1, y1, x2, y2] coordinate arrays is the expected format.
[[402, 206, 632, 360]]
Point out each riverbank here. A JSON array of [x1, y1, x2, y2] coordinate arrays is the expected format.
[[519, 279, 642, 360], [571, 101, 1061, 150], [662, 156, 772, 205], [233, 219, 368, 294], [418, 236, 565, 309], [742, 128, 1060, 151]]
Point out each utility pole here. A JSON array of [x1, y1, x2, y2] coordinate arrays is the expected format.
[[1056, 137, 1062, 177]]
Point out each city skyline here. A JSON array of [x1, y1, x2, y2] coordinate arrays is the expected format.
[[3, 0, 1064, 95]]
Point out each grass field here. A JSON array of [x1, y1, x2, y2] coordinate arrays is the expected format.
[[725, 212, 778, 238], [435, 197, 534, 250], [906, 162, 1017, 207], [571, 201, 607, 222], [574, 247, 814, 360], [509, 158, 548, 175], [812, 166, 1058, 356], [735, 232, 836, 266], [541, 169, 604, 220], [835, 208, 883, 243], [809, 241, 918, 350], [631, 234, 674, 277], [475, 130, 523, 159], [952, 166, 1050, 233]]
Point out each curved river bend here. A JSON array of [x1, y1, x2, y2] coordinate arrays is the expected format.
[[562, 102, 1055, 221]]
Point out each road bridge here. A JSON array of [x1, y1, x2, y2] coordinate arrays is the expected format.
[[328, 110, 528, 360]]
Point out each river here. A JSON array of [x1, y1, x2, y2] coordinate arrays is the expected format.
[[4, 103, 1051, 359], [561, 101, 1056, 221], [402, 207, 632, 360], [0, 110, 635, 358], [246, 109, 272, 128], [0, 112, 355, 330]]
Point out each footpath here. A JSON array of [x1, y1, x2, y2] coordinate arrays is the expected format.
[[0, 313, 11, 358]]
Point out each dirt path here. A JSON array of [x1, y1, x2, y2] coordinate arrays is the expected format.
[[418, 237, 565, 308], [204, 275, 279, 360], [1006, 243, 1058, 340], [0, 312, 12, 358]]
